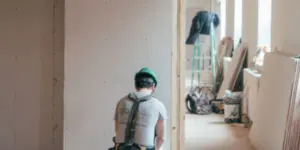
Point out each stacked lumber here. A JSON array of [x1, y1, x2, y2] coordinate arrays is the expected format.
[[217, 44, 248, 98], [249, 52, 300, 150]]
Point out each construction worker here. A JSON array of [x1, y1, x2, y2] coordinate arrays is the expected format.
[[113, 67, 167, 150]]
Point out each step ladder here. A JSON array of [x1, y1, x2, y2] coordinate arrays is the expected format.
[[190, 22, 218, 94]]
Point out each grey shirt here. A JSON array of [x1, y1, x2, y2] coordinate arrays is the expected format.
[[114, 91, 167, 147]]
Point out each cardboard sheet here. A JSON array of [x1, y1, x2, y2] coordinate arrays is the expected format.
[[217, 44, 248, 98], [249, 52, 299, 150]]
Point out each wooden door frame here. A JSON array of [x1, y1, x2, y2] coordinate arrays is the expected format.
[[171, 0, 185, 149], [170, 1, 223, 149]]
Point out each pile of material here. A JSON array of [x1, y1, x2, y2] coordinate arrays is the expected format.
[[223, 90, 243, 123], [249, 52, 300, 150], [186, 86, 214, 115], [217, 44, 248, 99]]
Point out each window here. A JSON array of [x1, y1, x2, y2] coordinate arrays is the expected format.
[[234, 0, 242, 47], [258, 0, 272, 48], [255, 0, 272, 67], [220, 0, 226, 39]]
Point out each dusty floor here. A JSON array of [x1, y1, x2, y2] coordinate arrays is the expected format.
[[185, 114, 255, 150]]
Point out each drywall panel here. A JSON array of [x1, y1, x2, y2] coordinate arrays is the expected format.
[[217, 44, 247, 98], [271, 0, 300, 55], [243, 68, 261, 121], [64, 0, 172, 150], [0, 0, 64, 150], [249, 52, 297, 150]]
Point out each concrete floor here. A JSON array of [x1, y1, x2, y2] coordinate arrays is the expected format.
[[185, 114, 255, 150]]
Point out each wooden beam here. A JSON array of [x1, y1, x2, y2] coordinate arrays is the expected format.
[[171, 0, 185, 149], [178, 0, 186, 149], [170, 0, 179, 149]]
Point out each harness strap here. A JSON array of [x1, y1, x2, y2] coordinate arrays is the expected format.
[[124, 95, 152, 145]]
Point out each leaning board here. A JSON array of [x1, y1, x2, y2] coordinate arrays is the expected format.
[[217, 44, 248, 98], [249, 52, 299, 150]]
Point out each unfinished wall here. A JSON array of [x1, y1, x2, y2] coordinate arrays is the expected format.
[[271, 0, 300, 56], [0, 0, 64, 150], [64, 0, 172, 150]]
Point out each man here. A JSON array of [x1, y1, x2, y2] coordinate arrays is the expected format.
[[113, 67, 167, 150]]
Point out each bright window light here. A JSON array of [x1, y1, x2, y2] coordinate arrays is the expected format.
[[234, 0, 242, 47], [220, 0, 226, 39], [258, 0, 272, 48], [256, 0, 272, 66]]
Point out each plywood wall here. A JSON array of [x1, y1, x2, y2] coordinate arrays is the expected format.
[[64, 0, 173, 150], [271, 0, 300, 55], [0, 0, 64, 150]]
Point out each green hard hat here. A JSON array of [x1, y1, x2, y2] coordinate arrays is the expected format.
[[135, 67, 158, 87]]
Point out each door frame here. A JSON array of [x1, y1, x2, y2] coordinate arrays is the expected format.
[[171, 0, 185, 149]]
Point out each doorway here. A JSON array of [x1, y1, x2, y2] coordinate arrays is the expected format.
[[171, 0, 255, 149]]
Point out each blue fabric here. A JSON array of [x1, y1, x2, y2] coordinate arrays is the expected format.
[[186, 11, 220, 45]]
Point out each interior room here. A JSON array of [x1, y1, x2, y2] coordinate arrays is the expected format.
[[0, 0, 300, 150]]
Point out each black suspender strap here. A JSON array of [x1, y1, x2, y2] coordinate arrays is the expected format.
[[124, 95, 152, 145]]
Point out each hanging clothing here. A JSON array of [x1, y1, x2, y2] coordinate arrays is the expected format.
[[186, 11, 220, 45]]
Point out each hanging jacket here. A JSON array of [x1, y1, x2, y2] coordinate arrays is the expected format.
[[186, 11, 220, 45]]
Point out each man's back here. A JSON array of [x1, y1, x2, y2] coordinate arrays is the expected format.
[[114, 91, 167, 147]]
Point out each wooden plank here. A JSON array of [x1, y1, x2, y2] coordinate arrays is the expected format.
[[178, 0, 186, 149], [171, 0, 178, 149], [171, 0, 185, 149], [282, 59, 300, 150], [217, 44, 248, 98], [242, 68, 261, 121], [249, 52, 298, 150]]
